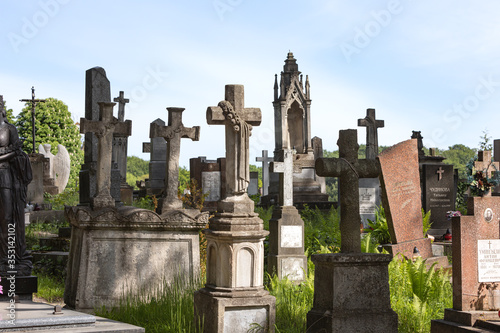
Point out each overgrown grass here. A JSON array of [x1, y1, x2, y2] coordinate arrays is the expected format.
[[25, 220, 67, 250], [94, 275, 205, 333], [35, 273, 65, 303]]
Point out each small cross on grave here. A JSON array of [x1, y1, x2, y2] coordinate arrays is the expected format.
[[151, 108, 200, 212], [437, 166, 444, 181], [358, 108, 384, 160], [315, 129, 380, 253], [475, 151, 500, 179], [20, 86, 46, 154], [207, 85, 261, 200], [113, 91, 129, 122], [80, 102, 132, 209], [256, 150, 274, 196], [270, 149, 294, 206]]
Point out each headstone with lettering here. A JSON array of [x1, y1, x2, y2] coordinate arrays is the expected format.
[[378, 139, 448, 267], [194, 84, 276, 332], [268, 149, 307, 282], [431, 195, 500, 331], [358, 108, 383, 228], [307, 129, 397, 332], [422, 164, 455, 230], [189, 156, 225, 211], [142, 118, 167, 196]]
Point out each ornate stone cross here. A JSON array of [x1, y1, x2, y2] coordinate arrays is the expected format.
[[207, 85, 261, 197], [113, 91, 129, 122], [437, 166, 444, 181], [150, 107, 200, 212], [358, 108, 384, 160], [80, 102, 132, 209], [256, 150, 273, 196], [315, 129, 380, 253], [20, 86, 46, 153], [270, 149, 294, 206]]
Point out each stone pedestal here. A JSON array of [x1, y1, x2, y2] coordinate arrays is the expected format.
[[194, 195, 276, 332], [0, 276, 37, 301], [64, 205, 207, 310], [307, 253, 398, 333], [268, 206, 307, 281], [27, 154, 46, 204], [120, 182, 134, 205]]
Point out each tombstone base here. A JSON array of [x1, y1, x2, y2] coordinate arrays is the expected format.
[[307, 253, 398, 333], [382, 237, 433, 259], [0, 275, 37, 301], [217, 193, 254, 214], [90, 194, 115, 209], [64, 205, 208, 310], [194, 289, 276, 333], [431, 308, 500, 332], [268, 206, 307, 282]]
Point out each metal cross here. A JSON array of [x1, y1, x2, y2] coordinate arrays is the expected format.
[[20, 86, 46, 154]]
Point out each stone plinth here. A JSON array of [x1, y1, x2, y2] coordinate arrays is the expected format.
[[0, 276, 37, 301], [27, 153, 46, 204], [64, 205, 207, 310], [307, 253, 398, 332], [268, 206, 307, 281]]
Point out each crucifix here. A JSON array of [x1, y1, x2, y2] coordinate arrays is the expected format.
[[150, 107, 200, 212], [113, 91, 129, 122], [436, 166, 444, 181], [358, 108, 384, 160], [20, 86, 46, 154], [256, 150, 274, 196], [207, 84, 261, 198], [270, 149, 294, 206], [315, 129, 380, 253], [80, 102, 132, 209]]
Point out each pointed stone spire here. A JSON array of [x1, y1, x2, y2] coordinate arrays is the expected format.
[[305, 75, 310, 100], [280, 73, 285, 100], [274, 74, 279, 101]]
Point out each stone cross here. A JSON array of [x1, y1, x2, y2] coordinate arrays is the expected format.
[[256, 150, 273, 196], [475, 151, 499, 179], [358, 108, 384, 160], [437, 166, 444, 181], [315, 129, 380, 253], [207, 85, 261, 197], [270, 149, 294, 206], [113, 91, 129, 122], [150, 108, 200, 211], [80, 102, 132, 209], [20, 86, 46, 154]]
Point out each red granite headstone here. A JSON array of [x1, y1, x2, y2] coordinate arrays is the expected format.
[[378, 139, 432, 259]]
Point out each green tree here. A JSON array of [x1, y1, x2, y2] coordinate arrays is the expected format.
[[1, 99, 15, 123], [178, 166, 190, 193], [126, 156, 149, 189], [16, 98, 83, 188], [441, 144, 476, 179], [478, 129, 493, 151]]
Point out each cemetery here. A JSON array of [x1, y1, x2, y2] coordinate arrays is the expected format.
[[1, 51, 500, 333]]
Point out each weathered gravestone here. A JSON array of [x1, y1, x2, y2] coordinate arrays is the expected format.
[[378, 139, 448, 267], [65, 102, 207, 311], [79, 67, 122, 206], [307, 129, 397, 332], [150, 107, 200, 212], [27, 153, 46, 204], [142, 118, 167, 197], [248, 171, 259, 196], [268, 149, 307, 282], [256, 150, 273, 196], [190, 156, 226, 211], [358, 108, 383, 228], [39, 143, 71, 195], [194, 84, 276, 332], [112, 91, 134, 205], [431, 195, 500, 331], [422, 164, 455, 230]]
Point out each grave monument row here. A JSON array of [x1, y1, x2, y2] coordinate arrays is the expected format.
[[194, 84, 276, 332], [65, 91, 207, 310]]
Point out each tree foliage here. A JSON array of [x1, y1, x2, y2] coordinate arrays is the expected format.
[[441, 144, 476, 179], [2, 99, 15, 123], [16, 98, 83, 188]]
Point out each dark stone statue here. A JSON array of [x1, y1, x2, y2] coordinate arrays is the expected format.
[[0, 102, 33, 276]]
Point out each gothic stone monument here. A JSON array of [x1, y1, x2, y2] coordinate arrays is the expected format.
[[431, 194, 500, 331], [268, 149, 307, 282], [269, 52, 328, 205], [65, 102, 207, 310], [306, 129, 397, 332], [194, 84, 276, 332]]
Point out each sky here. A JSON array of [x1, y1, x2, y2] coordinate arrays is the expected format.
[[1, 1, 500, 168]]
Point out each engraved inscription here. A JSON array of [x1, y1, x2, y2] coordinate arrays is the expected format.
[[281, 225, 302, 248], [201, 171, 221, 202], [478, 239, 500, 282]]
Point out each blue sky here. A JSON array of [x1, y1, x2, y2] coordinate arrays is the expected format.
[[1, 1, 500, 167]]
